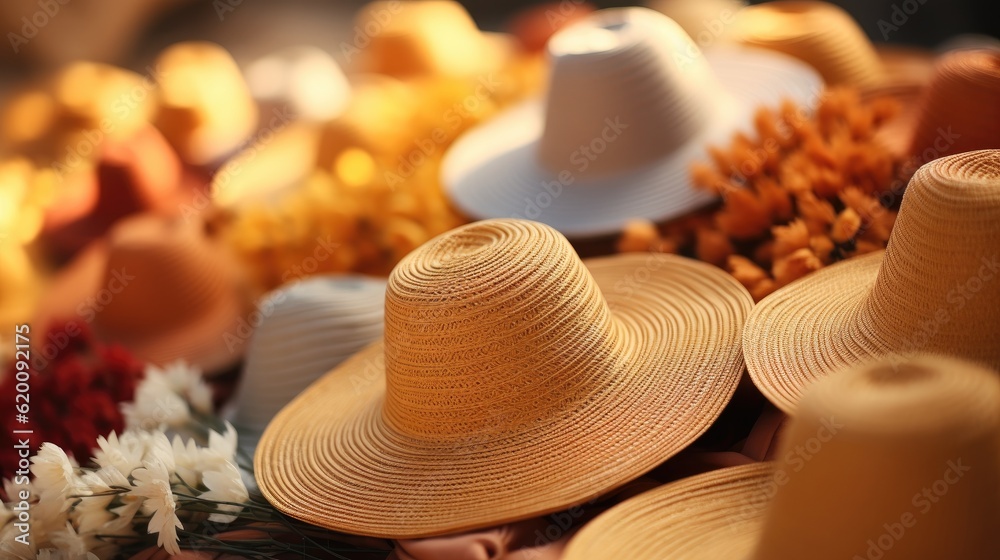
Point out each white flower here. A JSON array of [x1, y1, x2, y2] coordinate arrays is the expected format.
[[171, 436, 203, 487], [91, 432, 144, 476], [1, 499, 12, 527], [122, 380, 189, 431], [198, 461, 249, 524], [207, 423, 238, 464], [46, 522, 94, 559], [129, 461, 182, 556], [30, 444, 80, 530], [157, 361, 213, 415]]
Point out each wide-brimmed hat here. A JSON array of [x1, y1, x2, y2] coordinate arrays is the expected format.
[[735, 1, 934, 93], [352, 0, 513, 78], [441, 7, 821, 238], [744, 149, 1000, 413], [563, 354, 1000, 560], [905, 49, 1000, 157], [36, 213, 251, 374], [255, 218, 753, 538], [230, 274, 386, 454], [875, 49, 1000, 159], [154, 42, 258, 167]]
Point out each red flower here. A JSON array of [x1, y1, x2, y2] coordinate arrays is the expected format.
[[0, 319, 145, 482]]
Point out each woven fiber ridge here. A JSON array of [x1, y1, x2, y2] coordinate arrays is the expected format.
[[564, 355, 1000, 560], [737, 1, 882, 87], [384, 220, 624, 439], [255, 217, 753, 538], [909, 50, 1000, 156], [540, 9, 716, 174], [99, 216, 231, 334], [745, 149, 1000, 413], [857, 150, 1000, 366]]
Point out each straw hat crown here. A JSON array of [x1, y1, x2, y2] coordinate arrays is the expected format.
[[908, 49, 1000, 157], [99, 215, 233, 335], [751, 355, 1000, 559], [383, 219, 623, 439], [736, 1, 882, 88], [855, 150, 1000, 367], [563, 354, 1000, 560], [744, 149, 1000, 413], [357, 1, 506, 78], [538, 9, 720, 176]]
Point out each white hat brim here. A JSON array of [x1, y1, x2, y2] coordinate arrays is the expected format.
[[442, 48, 823, 237]]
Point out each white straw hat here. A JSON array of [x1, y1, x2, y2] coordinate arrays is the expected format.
[[441, 7, 822, 238], [564, 354, 1000, 560], [231, 275, 386, 453]]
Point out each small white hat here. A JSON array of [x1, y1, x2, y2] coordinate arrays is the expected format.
[[442, 7, 822, 238], [230, 275, 386, 455]]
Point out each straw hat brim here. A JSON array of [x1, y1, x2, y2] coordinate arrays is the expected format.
[[563, 463, 774, 560], [255, 253, 753, 538], [35, 239, 247, 375], [442, 48, 822, 237], [743, 250, 887, 414]]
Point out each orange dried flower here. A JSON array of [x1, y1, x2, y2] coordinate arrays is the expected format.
[[716, 189, 772, 240], [774, 248, 823, 287], [618, 219, 661, 253], [695, 227, 734, 267], [831, 207, 862, 243], [772, 219, 810, 259]]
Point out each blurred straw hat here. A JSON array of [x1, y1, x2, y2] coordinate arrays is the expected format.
[[256, 218, 753, 538], [244, 46, 351, 123], [44, 125, 187, 256], [744, 150, 1000, 414], [441, 7, 821, 238], [37, 213, 251, 374], [564, 354, 1000, 560], [154, 42, 258, 167], [735, 1, 933, 93], [904, 49, 1000, 158], [230, 275, 386, 454], [876, 49, 1000, 158], [353, 0, 513, 78]]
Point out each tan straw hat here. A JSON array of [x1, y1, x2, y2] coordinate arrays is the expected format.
[[563, 354, 1000, 560], [255, 218, 753, 538], [351, 0, 512, 78], [743, 149, 1000, 414], [735, 1, 933, 93], [36, 213, 251, 374], [442, 7, 821, 238], [876, 49, 1000, 159], [906, 49, 1000, 157]]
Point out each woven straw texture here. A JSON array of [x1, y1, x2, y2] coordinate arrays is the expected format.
[[38, 214, 248, 373], [736, 1, 882, 88], [565, 354, 1000, 560], [744, 150, 1000, 413], [255, 219, 752, 538]]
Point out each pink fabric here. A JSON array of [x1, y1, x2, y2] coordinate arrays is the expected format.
[[388, 405, 788, 560]]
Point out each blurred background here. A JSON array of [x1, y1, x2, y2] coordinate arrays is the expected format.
[[1, 0, 996, 88]]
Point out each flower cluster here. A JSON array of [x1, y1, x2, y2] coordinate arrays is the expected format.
[[0, 424, 247, 559], [0, 321, 144, 480], [617, 88, 905, 301]]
